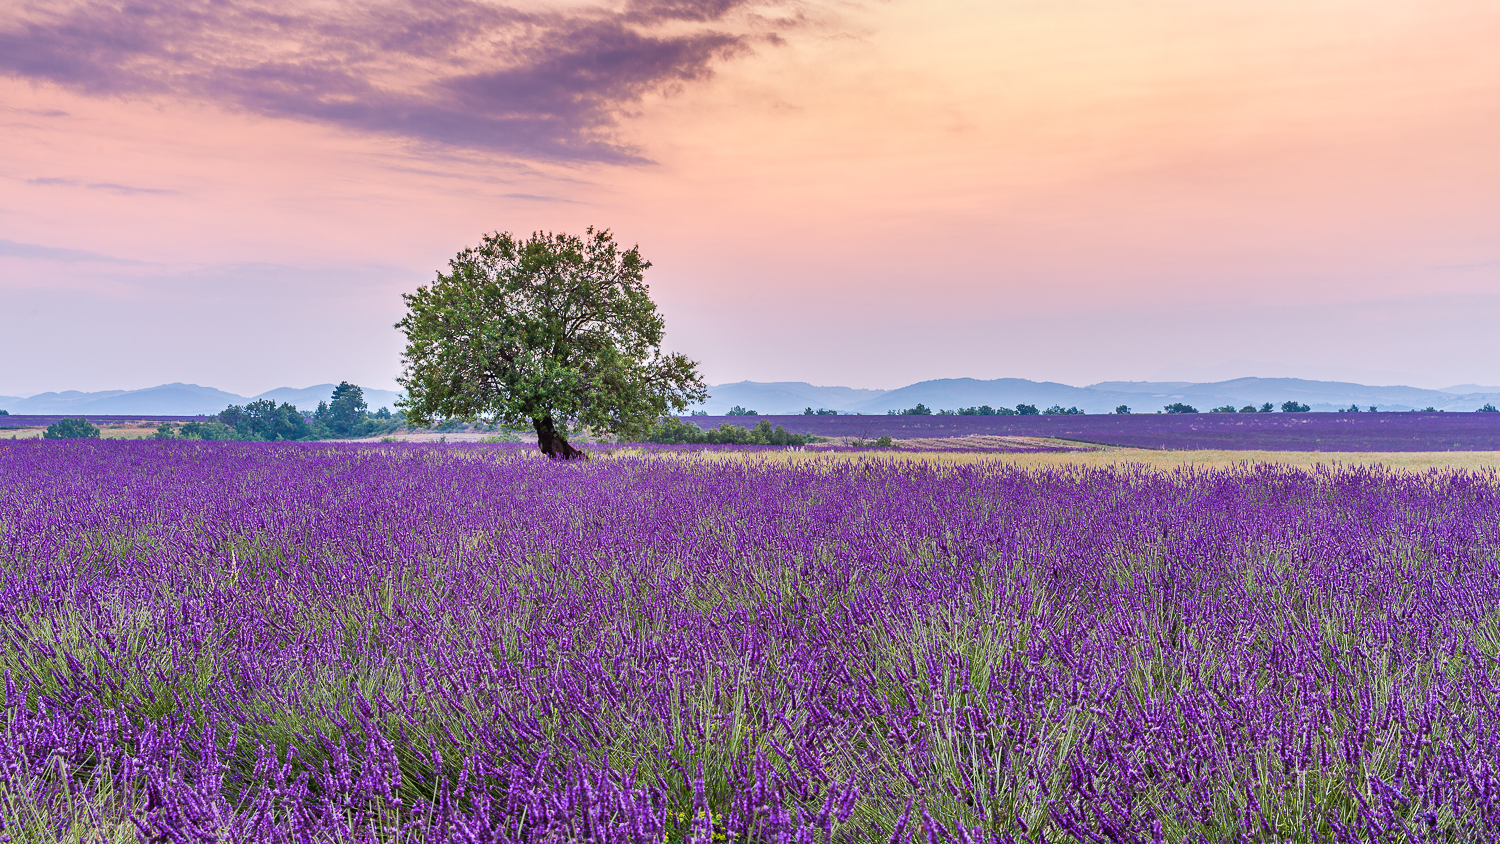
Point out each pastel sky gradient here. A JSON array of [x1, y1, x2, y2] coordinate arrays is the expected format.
[[2, 0, 1498, 396]]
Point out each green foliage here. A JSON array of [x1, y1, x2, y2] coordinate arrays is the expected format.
[[1115, 405, 1131, 415], [1419, 406, 1438, 412], [645, 417, 709, 443], [802, 407, 838, 415], [889, 403, 932, 416], [935, 408, 957, 415], [221, 399, 310, 441], [1239, 406, 1258, 413], [1163, 403, 1199, 414], [395, 227, 706, 457], [43, 417, 100, 439], [1043, 405, 1083, 415], [0, 409, 8, 415], [1211, 405, 1238, 413], [1281, 401, 1311, 413], [1015, 404, 1039, 415], [1344, 404, 1361, 412], [726, 406, 758, 416], [154, 390, 404, 442], [957, 405, 1013, 415], [327, 382, 367, 436], [1260, 402, 1274, 413], [175, 420, 243, 441], [645, 418, 811, 446], [1478, 404, 1498, 413]]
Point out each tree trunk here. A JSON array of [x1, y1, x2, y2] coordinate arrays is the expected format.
[[532, 416, 586, 460]]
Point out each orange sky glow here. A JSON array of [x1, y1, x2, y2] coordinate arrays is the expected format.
[[2, 0, 1498, 394]]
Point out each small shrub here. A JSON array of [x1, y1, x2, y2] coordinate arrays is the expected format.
[[1239, 406, 1257, 413], [726, 406, 758, 416], [1211, 405, 1238, 413], [1015, 404, 1039, 415], [1163, 403, 1198, 414], [43, 417, 100, 439], [1043, 405, 1083, 415], [1280, 401, 1311, 413]]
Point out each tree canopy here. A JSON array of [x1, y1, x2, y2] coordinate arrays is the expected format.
[[396, 228, 706, 458]]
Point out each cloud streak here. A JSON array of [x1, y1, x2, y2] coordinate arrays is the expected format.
[[26, 177, 177, 194], [0, 237, 143, 264], [0, 0, 791, 163]]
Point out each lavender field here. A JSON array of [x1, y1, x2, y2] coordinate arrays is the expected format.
[[693, 412, 1500, 451], [2, 441, 1499, 842]]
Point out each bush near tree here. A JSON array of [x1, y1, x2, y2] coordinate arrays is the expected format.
[[957, 405, 1014, 415], [1163, 403, 1199, 414], [1211, 405, 1238, 413], [888, 403, 933, 416], [1015, 404, 1040, 415], [726, 406, 758, 416], [1478, 404, 1498, 413], [1043, 405, 1083, 415], [1281, 401, 1311, 413], [1115, 405, 1131, 415], [43, 417, 100, 439]]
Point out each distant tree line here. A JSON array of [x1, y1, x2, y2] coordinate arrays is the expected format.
[[152, 382, 406, 442], [647, 417, 812, 446]]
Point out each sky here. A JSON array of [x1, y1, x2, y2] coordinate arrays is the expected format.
[[2, 0, 1498, 397]]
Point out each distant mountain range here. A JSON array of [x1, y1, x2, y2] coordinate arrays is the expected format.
[[0, 383, 403, 416], [3, 376, 1497, 417], [690, 377, 1500, 415]]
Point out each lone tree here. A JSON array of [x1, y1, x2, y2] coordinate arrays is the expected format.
[[396, 228, 706, 459]]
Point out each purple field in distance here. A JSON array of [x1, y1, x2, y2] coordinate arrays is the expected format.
[[2, 441, 1499, 841], [0, 414, 209, 429], [686, 412, 1500, 451]]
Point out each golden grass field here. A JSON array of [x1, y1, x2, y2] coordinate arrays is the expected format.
[[605, 441, 1500, 472], [0, 423, 163, 440]]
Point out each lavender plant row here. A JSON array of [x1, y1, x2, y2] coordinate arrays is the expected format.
[[691, 413, 1500, 451], [2, 441, 1498, 842]]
